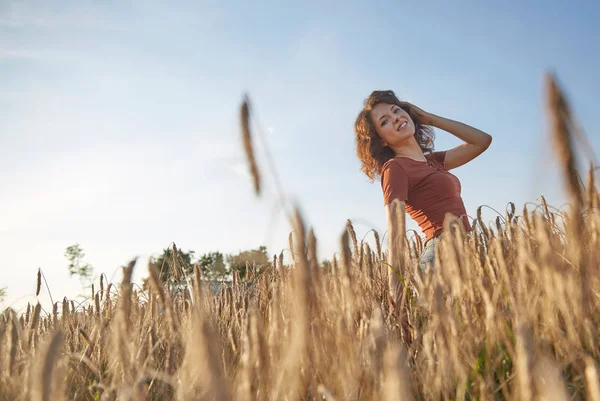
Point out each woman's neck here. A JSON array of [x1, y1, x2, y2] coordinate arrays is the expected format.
[[390, 139, 425, 161]]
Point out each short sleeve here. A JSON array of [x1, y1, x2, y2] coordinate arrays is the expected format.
[[381, 161, 408, 205], [427, 151, 447, 169]]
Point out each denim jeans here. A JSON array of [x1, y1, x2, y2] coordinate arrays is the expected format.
[[418, 235, 440, 273]]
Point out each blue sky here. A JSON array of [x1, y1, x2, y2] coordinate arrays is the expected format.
[[1, 0, 599, 311]]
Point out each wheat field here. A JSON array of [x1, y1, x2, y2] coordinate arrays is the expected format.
[[1, 74, 599, 401]]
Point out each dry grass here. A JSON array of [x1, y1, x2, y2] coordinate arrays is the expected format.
[[0, 75, 598, 400]]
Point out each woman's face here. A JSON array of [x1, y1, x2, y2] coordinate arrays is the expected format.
[[370, 102, 415, 148]]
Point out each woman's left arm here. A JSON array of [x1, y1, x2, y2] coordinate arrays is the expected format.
[[408, 103, 493, 170], [427, 114, 492, 170]]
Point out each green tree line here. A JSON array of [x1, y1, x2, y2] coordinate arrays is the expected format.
[[149, 244, 272, 283], [65, 243, 273, 286]]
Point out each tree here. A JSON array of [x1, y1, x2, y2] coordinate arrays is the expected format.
[[226, 245, 270, 279], [198, 251, 229, 281], [149, 246, 195, 284], [0, 287, 6, 303], [65, 244, 94, 285], [147, 245, 271, 285], [322, 259, 333, 273]]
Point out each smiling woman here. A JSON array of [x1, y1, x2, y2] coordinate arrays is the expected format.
[[355, 91, 436, 181], [354, 90, 492, 304]]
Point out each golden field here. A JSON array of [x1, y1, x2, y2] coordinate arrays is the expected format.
[[0, 74, 598, 401]]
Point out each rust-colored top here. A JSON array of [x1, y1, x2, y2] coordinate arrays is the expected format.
[[380, 151, 471, 242]]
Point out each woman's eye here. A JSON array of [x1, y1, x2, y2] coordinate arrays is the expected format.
[[381, 119, 388, 126], [393, 108, 400, 113]]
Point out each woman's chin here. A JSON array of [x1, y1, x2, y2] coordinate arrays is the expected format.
[[394, 131, 415, 143]]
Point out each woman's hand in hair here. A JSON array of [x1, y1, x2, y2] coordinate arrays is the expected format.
[[399, 102, 434, 125]]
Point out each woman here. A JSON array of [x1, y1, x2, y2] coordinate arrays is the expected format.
[[354, 90, 492, 302]]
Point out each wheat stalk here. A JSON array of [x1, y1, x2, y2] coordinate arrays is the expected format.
[[241, 96, 261, 196], [36, 269, 42, 296], [545, 73, 583, 208], [36, 331, 63, 401]]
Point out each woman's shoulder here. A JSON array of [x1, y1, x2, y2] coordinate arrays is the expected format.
[[382, 158, 396, 170], [380, 158, 407, 182], [425, 150, 447, 164], [381, 157, 407, 174]]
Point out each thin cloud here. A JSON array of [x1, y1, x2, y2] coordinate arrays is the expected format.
[[0, 9, 126, 31], [0, 47, 78, 63], [0, 48, 46, 61]]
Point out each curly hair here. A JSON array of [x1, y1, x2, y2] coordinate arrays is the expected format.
[[354, 90, 435, 181]]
